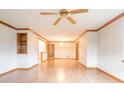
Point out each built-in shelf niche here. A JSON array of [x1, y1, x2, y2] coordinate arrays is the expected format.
[[17, 33, 27, 54]]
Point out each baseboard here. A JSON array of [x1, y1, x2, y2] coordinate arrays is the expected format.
[[78, 62, 87, 68], [17, 64, 38, 70], [0, 64, 39, 76], [54, 58, 76, 60], [78, 63, 124, 82], [0, 68, 17, 76], [42, 59, 48, 62], [1, 62, 123, 83], [87, 67, 97, 69], [97, 68, 124, 83]]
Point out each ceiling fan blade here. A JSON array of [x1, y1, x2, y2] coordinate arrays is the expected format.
[[69, 9, 88, 14], [66, 16, 76, 24], [40, 12, 58, 15], [53, 17, 62, 25]]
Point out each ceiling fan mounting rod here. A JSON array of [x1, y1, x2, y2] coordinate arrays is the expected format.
[[59, 9, 69, 17]]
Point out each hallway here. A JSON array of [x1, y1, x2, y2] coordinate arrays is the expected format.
[[0, 59, 120, 83]]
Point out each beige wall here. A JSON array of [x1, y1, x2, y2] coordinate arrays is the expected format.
[[75, 32, 97, 68], [0, 24, 17, 74], [76, 33, 88, 66], [98, 17, 124, 81], [49, 43, 76, 59], [38, 40, 47, 62], [17, 31, 39, 68]]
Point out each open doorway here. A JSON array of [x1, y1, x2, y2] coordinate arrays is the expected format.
[[47, 44, 55, 59]]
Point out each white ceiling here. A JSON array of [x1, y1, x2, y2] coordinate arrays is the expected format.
[[0, 9, 123, 41]]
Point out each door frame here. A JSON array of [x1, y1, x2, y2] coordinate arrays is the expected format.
[[76, 41, 79, 60]]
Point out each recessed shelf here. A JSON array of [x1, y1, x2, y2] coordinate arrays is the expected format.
[[17, 33, 27, 54]]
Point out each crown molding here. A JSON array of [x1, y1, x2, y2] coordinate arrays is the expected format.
[[0, 20, 48, 42], [0, 12, 124, 43], [96, 12, 124, 31], [48, 41, 74, 43], [0, 20, 17, 30], [74, 12, 124, 42]]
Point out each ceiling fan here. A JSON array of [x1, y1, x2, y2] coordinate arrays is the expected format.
[[40, 9, 88, 25]]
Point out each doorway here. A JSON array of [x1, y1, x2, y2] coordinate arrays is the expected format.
[[47, 44, 55, 59]]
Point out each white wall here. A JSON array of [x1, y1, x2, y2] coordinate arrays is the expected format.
[[38, 40, 47, 62], [87, 32, 97, 67], [98, 17, 124, 81], [17, 31, 39, 68], [28, 32, 39, 67], [53, 43, 75, 58], [0, 24, 44, 74], [0, 24, 17, 74], [17, 54, 29, 68], [76, 32, 97, 68], [78, 33, 88, 66], [16, 31, 29, 68]]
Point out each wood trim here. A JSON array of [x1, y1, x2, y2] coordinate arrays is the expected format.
[[87, 67, 97, 69], [74, 30, 96, 42], [48, 41, 74, 43], [0, 20, 17, 30], [78, 62, 97, 69], [97, 68, 124, 83], [87, 29, 98, 32], [78, 62, 87, 68], [54, 58, 76, 60], [1, 12, 124, 43], [74, 30, 87, 42], [78, 62, 123, 82], [42, 59, 48, 62], [0, 20, 31, 31], [0, 20, 48, 42], [29, 29, 48, 42], [96, 12, 124, 31], [17, 65, 38, 70], [75, 41, 79, 60], [74, 12, 124, 42], [0, 68, 17, 76], [16, 28, 30, 30], [0, 64, 38, 76]]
